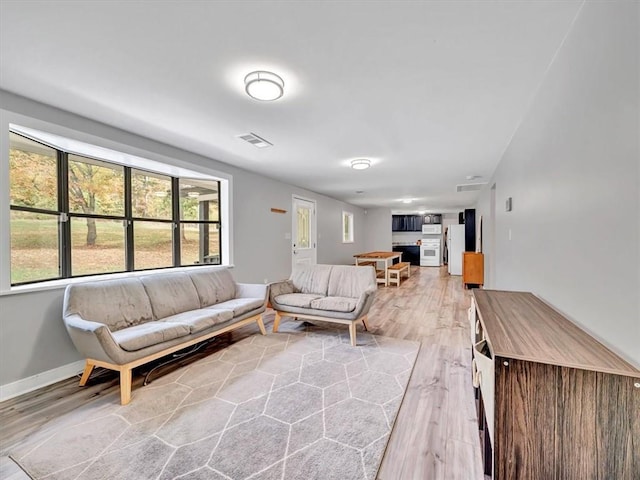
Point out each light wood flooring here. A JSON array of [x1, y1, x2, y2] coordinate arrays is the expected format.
[[0, 266, 483, 479]]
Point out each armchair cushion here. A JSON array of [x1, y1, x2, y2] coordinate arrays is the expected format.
[[274, 293, 324, 308], [290, 265, 332, 295], [269, 280, 294, 298], [328, 265, 377, 298], [310, 296, 357, 313]]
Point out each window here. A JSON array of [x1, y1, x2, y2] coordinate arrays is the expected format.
[[131, 170, 173, 270], [342, 211, 354, 243], [9, 133, 61, 284], [179, 179, 221, 266], [8, 130, 224, 286], [68, 155, 126, 276]]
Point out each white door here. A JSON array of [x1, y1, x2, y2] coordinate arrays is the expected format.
[[292, 196, 317, 268]]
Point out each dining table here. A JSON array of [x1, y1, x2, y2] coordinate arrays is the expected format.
[[353, 251, 402, 286]]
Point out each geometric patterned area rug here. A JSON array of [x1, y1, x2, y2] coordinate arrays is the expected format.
[[10, 322, 420, 480]]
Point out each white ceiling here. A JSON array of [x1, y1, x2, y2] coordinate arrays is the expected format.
[[0, 0, 583, 212]]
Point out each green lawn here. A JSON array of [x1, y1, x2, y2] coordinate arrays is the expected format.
[[10, 217, 218, 284]]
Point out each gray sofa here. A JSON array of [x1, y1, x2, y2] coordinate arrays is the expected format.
[[63, 267, 268, 405], [269, 264, 377, 346]]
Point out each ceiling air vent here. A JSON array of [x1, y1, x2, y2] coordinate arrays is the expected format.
[[237, 132, 273, 149], [456, 183, 487, 193]]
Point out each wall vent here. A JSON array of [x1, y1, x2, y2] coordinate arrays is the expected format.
[[237, 132, 273, 149], [456, 183, 487, 193]]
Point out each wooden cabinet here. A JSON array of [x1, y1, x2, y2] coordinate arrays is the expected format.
[[463, 252, 483, 287], [470, 290, 640, 480]]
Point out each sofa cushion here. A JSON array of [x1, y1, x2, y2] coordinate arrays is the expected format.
[[310, 296, 358, 313], [208, 298, 264, 317], [63, 278, 153, 331], [291, 264, 332, 295], [140, 272, 201, 319], [160, 309, 234, 334], [274, 293, 324, 308], [188, 268, 236, 307], [111, 322, 190, 352], [327, 265, 376, 298]]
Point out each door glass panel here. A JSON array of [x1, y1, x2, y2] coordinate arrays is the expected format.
[[296, 206, 310, 248]]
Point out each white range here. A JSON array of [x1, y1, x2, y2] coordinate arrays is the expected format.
[[420, 238, 441, 267]]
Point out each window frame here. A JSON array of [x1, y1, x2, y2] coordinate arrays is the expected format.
[[342, 210, 354, 243], [7, 129, 225, 287]]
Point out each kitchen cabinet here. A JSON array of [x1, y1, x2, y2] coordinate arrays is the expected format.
[[469, 290, 640, 480], [392, 245, 420, 266], [464, 208, 476, 252], [423, 214, 442, 224], [392, 214, 444, 231], [462, 252, 483, 288], [391, 215, 423, 232]]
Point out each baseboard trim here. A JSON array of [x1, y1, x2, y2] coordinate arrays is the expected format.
[[0, 360, 85, 402]]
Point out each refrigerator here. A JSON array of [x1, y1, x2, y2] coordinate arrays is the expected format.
[[447, 224, 465, 275]]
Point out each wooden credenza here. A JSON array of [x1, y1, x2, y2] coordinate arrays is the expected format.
[[463, 252, 484, 288], [470, 289, 640, 480]]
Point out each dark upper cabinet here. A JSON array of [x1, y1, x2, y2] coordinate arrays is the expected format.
[[392, 215, 402, 231], [392, 215, 423, 231], [423, 214, 442, 224], [464, 208, 476, 252]]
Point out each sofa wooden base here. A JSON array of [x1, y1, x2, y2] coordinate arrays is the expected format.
[[78, 313, 267, 405], [272, 311, 368, 347]]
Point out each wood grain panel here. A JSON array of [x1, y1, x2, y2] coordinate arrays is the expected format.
[[494, 358, 640, 480], [593, 372, 640, 479], [555, 366, 598, 479], [463, 252, 484, 286], [494, 358, 557, 480], [473, 290, 640, 377]]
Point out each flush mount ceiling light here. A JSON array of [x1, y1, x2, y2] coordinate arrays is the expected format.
[[244, 71, 284, 101], [350, 159, 371, 170]]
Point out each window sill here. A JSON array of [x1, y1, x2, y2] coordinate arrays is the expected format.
[[0, 264, 235, 297]]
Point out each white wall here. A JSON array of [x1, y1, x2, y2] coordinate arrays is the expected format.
[[476, 2, 639, 366], [0, 91, 367, 392], [362, 208, 392, 252]]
